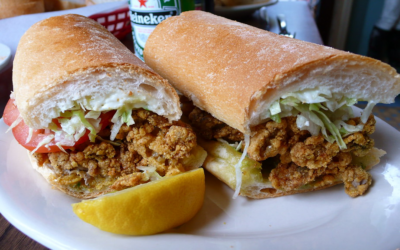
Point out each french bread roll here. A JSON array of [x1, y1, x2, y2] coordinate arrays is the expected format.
[[14, 14, 181, 129], [144, 11, 400, 135], [144, 11, 400, 199], [8, 14, 206, 199]]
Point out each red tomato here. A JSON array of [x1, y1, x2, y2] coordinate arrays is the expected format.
[[3, 99, 19, 126], [3, 98, 115, 153], [11, 121, 90, 153]]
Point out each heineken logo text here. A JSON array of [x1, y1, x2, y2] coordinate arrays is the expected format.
[[131, 11, 176, 25]]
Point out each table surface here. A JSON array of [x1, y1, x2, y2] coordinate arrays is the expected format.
[[1, 2, 400, 249]]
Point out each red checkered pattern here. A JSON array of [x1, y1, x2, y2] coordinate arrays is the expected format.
[[89, 7, 132, 40]]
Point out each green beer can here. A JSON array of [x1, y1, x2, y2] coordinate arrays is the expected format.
[[129, 0, 195, 61]]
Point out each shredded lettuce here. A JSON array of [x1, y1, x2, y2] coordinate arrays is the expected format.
[[269, 100, 281, 115], [31, 134, 55, 154], [262, 88, 376, 149], [26, 128, 34, 143], [271, 114, 281, 123], [85, 111, 101, 119], [280, 96, 300, 106], [233, 134, 250, 199], [6, 115, 22, 133], [56, 142, 68, 154], [57, 110, 100, 144], [137, 166, 162, 181], [235, 140, 243, 151], [48, 122, 60, 132], [73, 110, 97, 135], [361, 101, 376, 123], [313, 107, 346, 149], [281, 86, 331, 103], [217, 139, 244, 152], [110, 107, 135, 141]]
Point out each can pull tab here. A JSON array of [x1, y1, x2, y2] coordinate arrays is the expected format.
[[277, 14, 295, 38]]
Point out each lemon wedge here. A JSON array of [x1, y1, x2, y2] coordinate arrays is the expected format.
[[72, 168, 205, 235]]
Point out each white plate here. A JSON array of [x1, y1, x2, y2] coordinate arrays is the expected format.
[[214, 0, 278, 18], [0, 43, 11, 72], [1, 109, 400, 250]]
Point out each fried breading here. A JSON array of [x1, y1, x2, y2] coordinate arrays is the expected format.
[[341, 165, 372, 197], [188, 107, 377, 197], [189, 107, 244, 141], [343, 132, 374, 157], [325, 152, 353, 175], [291, 135, 340, 169], [125, 111, 196, 176], [37, 109, 197, 192], [269, 162, 326, 191], [346, 115, 376, 135], [247, 117, 310, 162], [247, 119, 289, 161], [110, 172, 144, 191]]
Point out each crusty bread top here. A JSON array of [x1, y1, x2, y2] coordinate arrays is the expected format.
[[13, 14, 181, 128], [144, 11, 400, 134]]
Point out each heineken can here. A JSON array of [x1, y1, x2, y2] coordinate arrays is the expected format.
[[129, 0, 195, 61]]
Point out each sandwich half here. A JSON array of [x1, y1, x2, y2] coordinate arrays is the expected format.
[[144, 11, 400, 198], [3, 14, 206, 199]]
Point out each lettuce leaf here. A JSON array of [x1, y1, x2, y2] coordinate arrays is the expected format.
[[263, 88, 375, 149]]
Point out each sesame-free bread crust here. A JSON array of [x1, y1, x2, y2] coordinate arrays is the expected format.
[[144, 11, 400, 134], [144, 11, 397, 198], [13, 14, 181, 129]]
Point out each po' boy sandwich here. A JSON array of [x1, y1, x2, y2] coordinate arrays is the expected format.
[[3, 14, 206, 199], [143, 11, 400, 198]]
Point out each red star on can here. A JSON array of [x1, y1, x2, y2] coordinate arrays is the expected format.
[[138, 0, 147, 7]]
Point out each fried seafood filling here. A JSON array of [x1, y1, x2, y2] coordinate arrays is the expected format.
[[33, 109, 197, 192], [189, 107, 376, 197]]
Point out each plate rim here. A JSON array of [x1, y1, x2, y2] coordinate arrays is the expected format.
[[1, 112, 400, 250], [214, 0, 278, 12]]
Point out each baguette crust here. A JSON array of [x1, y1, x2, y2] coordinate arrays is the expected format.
[[144, 11, 400, 134], [144, 11, 397, 198], [13, 14, 181, 128]]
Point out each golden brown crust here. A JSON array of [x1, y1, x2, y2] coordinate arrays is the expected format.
[[13, 14, 181, 127], [0, 0, 45, 19], [144, 11, 400, 134]]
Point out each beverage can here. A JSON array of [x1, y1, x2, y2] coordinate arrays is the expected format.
[[129, 0, 195, 60]]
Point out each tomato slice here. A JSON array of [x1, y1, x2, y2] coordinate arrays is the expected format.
[[3, 99, 19, 126], [11, 122, 90, 153], [3, 98, 115, 153]]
